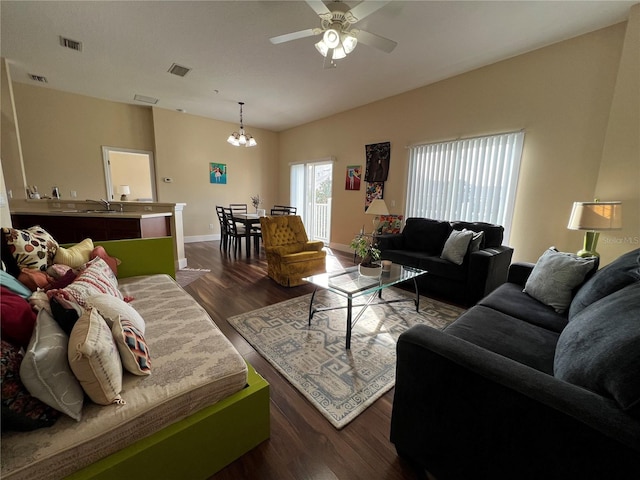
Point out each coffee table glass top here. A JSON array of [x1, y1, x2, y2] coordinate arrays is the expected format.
[[304, 264, 426, 298]]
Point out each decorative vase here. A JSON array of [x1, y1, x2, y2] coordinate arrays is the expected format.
[[359, 263, 382, 277]]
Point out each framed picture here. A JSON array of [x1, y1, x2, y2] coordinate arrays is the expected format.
[[365, 182, 384, 211], [345, 165, 361, 190], [210, 163, 227, 184]]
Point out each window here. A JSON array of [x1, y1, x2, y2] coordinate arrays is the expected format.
[[406, 131, 524, 242], [290, 158, 333, 244]]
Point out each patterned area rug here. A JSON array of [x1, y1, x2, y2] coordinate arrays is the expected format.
[[176, 268, 211, 287], [228, 288, 464, 429]]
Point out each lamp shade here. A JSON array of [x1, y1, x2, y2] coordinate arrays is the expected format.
[[567, 201, 622, 231], [118, 185, 131, 195], [365, 199, 390, 216]]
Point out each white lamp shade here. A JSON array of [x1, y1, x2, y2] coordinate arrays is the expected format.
[[567, 201, 622, 230], [365, 199, 390, 216], [118, 185, 131, 195]]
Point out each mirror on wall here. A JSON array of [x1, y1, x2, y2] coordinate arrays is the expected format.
[[102, 146, 157, 202]]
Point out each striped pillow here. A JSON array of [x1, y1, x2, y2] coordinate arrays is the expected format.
[[53, 257, 122, 307]]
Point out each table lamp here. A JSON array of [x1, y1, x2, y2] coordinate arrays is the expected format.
[[119, 185, 130, 201], [365, 199, 389, 234], [567, 200, 622, 257]]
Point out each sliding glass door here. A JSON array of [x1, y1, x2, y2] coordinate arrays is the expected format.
[[290, 159, 333, 244]]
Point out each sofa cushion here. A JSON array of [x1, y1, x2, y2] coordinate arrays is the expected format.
[[419, 255, 467, 282], [445, 305, 560, 374], [478, 283, 568, 333], [554, 282, 640, 412], [524, 248, 598, 314], [451, 221, 504, 247], [20, 309, 84, 421], [440, 229, 474, 265], [402, 218, 452, 254], [569, 248, 640, 320]]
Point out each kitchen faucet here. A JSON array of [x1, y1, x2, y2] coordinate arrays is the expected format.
[[86, 198, 112, 211]]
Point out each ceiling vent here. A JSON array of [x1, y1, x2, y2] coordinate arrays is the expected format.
[[59, 36, 83, 52], [134, 94, 159, 104], [28, 74, 48, 83], [168, 63, 191, 77]]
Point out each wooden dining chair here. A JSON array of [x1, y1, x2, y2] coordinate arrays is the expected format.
[[270, 205, 297, 215], [215, 205, 228, 251]]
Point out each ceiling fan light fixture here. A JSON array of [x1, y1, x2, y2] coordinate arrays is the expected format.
[[227, 102, 257, 148], [315, 40, 329, 57], [342, 33, 357, 54], [323, 28, 340, 49]]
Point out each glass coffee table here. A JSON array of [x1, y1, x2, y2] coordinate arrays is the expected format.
[[303, 263, 427, 349]]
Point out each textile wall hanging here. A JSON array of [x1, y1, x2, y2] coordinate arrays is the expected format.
[[364, 142, 390, 182]]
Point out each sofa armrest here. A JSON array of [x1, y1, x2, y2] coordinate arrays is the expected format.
[[508, 261, 535, 286], [465, 245, 514, 305], [375, 233, 404, 250], [391, 325, 640, 478], [304, 240, 325, 252]]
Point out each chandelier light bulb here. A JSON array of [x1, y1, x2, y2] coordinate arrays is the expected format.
[[227, 102, 257, 147], [323, 28, 340, 49]]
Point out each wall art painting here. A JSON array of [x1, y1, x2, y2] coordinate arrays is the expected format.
[[365, 182, 384, 211], [345, 165, 362, 190], [364, 141, 390, 182], [210, 163, 227, 184]]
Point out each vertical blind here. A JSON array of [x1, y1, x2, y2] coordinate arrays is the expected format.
[[406, 131, 524, 242]]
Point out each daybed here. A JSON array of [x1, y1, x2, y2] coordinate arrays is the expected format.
[[377, 217, 514, 306], [1, 236, 269, 480], [390, 247, 640, 479]]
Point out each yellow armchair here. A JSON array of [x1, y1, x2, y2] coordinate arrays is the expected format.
[[259, 215, 326, 287]]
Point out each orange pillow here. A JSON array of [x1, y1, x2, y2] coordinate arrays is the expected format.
[[90, 246, 121, 276], [18, 268, 54, 292]]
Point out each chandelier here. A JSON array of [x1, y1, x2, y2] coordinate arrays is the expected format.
[[227, 102, 257, 147]]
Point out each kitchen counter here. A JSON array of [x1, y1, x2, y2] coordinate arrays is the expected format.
[[12, 209, 172, 219]]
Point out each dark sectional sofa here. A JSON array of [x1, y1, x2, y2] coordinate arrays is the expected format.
[[376, 218, 514, 306], [390, 248, 640, 480]]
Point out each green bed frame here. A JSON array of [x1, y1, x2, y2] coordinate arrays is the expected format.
[[64, 237, 270, 479]]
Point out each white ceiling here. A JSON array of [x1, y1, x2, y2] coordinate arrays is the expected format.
[[1, 1, 635, 132]]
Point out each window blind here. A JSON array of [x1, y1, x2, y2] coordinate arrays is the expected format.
[[406, 131, 524, 242]]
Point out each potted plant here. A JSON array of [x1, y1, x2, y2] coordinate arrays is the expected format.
[[349, 235, 382, 277], [250, 194, 261, 213]]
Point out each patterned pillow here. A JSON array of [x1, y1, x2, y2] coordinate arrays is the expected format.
[[20, 310, 84, 421], [68, 308, 124, 405], [52, 257, 123, 307], [111, 316, 151, 376], [378, 215, 404, 234], [53, 238, 94, 268], [2, 226, 59, 272], [1, 339, 61, 431]]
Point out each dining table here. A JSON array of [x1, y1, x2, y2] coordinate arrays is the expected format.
[[232, 212, 262, 256]]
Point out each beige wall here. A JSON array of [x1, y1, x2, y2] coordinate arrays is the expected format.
[[2, 15, 638, 262], [279, 22, 636, 263]]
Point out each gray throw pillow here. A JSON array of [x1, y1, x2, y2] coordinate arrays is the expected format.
[[440, 229, 474, 265], [554, 282, 640, 411], [524, 248, 597, 314]]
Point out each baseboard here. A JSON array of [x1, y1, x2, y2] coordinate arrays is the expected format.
[[185, 234, 218, 243]]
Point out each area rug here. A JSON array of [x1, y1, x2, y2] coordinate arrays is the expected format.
[[228, 288, 464, 429], [176, 267, 210, 287]]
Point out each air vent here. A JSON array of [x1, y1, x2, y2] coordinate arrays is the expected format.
[[134, 94, 159, 104], [59, 36, 83, 52], [28, 74, 48, 83], [168, 63, 191, 77]]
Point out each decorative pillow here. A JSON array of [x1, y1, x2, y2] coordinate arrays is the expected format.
[[20, 310, 84, 421], [18, 268, 54, 292], [49, 292, 83, 335], [51, 257, 123, 307], [53, 238, 94, 268], [1, 226, 59, 272], [568, 248, 640, 320], [524, 248, 598, 314], [0, 269, 32, 299], [46, 268, 77, 291], [0, 286, 37, 348], [1, 339, 61, 431], [554, 282, 640, 411], [466, 229, 484, 253], [68, 307, 124, 405], [86, 293, 146, 334], [112, 316, 151, 376], [47, 263, 73, 279], [440, 229, 474, 265], [378, 215, 404, 234], [90, 246, 121, 276]]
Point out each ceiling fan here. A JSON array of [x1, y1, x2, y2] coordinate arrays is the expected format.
[[269, 0, 397, 68]]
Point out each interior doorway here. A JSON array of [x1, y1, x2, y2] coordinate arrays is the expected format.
[[290, 158, 333, 244], [102, 146, 157, 202]]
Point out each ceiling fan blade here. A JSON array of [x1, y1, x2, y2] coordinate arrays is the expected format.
[[354, 29, 397, 53], [270, 28, 319, 45], [346, 0, 391, 23], [305, 0, 332, 19]]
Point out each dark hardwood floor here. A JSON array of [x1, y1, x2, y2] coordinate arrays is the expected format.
[[180, 240, 428, 480]]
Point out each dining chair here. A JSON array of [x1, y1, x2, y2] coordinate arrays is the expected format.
[[222, 207, 261, 256], [215, 205, 228, 251], [270, 205, 297, 215]]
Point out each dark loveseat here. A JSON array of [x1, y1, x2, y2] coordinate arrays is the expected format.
[[390, 248, 640, 480], [377, 218, 514, 306]]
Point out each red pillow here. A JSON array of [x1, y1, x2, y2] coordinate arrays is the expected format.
[[90, 246, 120, 276], [0, 286, 37, 348]]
